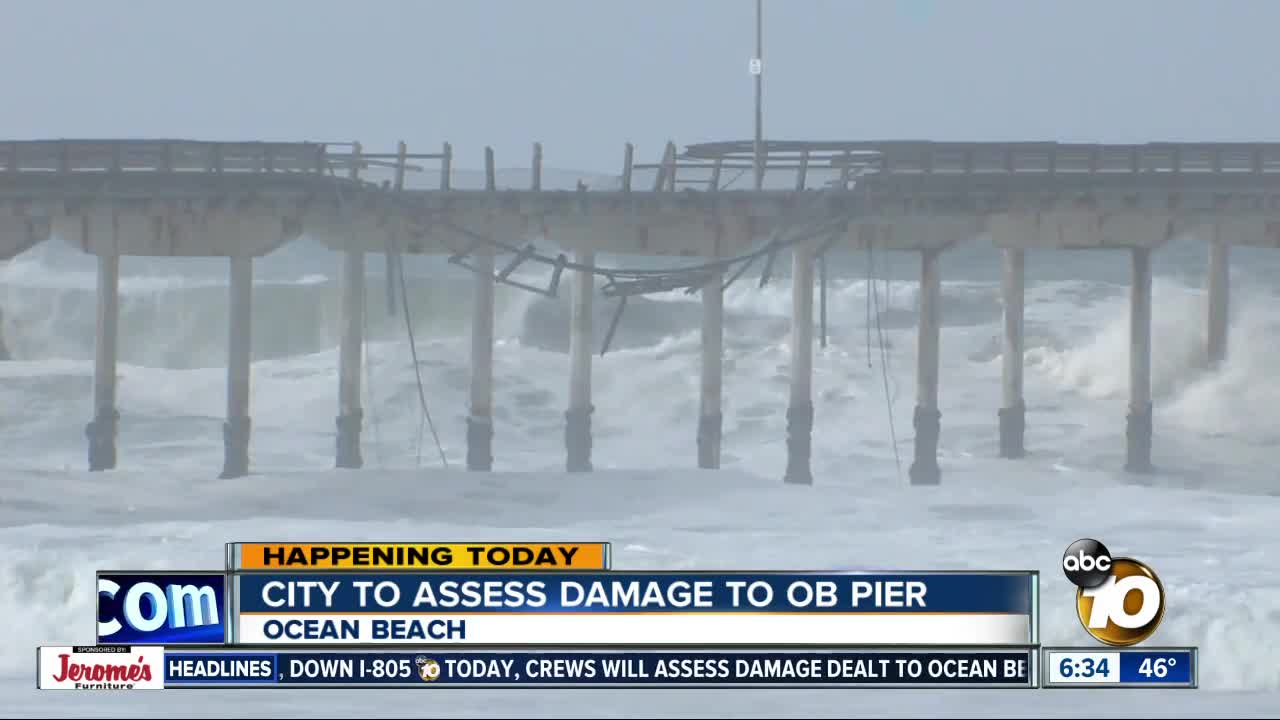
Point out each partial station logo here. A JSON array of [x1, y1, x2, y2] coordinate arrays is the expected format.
[[1062, 538, 1165, 647]]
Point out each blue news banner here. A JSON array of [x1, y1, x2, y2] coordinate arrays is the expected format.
[[231, 572, 1036, 646], [1044, 648, 1197, 688], [1118, 651, 1194, 685], [163, 649, 1037, 688], [234, 572, 1035, 614]]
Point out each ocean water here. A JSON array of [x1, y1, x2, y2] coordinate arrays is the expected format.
[[1, 230, 1278, 716]]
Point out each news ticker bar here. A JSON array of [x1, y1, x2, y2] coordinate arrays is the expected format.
[[226, 543, 612, 571], [96, 569, 1038, 646], [38, 647, 1039, 689], [1042, 647, 1198, 689]]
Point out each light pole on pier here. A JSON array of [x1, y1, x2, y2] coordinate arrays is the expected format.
[[752, 0, 764, 190]]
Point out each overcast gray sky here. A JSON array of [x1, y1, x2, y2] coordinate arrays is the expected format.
[[5, 0, 1278, 172]]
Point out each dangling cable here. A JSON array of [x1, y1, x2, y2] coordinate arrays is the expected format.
[[877, 246, 900, 408], [396, 249, 449, 469], [869, 244, 902, 480], [884, 250, 894, 310], [818, 252, 828, 349], [327, 160, 443, 470], [865, 243, 873, 368]]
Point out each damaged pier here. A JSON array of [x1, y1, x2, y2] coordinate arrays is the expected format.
[[3, 139, 1279, 481]]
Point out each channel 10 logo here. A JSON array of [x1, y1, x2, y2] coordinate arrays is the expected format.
[[416, 656, 441, 682], [97, 572, 226, 645], [1062, 539, 1165, 647]]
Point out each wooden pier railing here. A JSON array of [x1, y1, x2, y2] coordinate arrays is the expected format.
[[6, 139, 1280, 194]]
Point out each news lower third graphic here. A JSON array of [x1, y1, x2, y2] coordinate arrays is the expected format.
[[1061, 538, 1166, 647], [230, 571, 1035, 646], [154, 648, 1036, 688], [42, 538, 1201, 690]]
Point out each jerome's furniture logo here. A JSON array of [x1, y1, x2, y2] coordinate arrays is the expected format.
[[38, 646, 163, 690]]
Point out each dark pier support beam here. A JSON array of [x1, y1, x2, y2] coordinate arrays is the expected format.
[[565, 250, 594, 472], [999, 247, 1026, 458], [467, 243, 496, 471], [1207, 238, 1229, 368], [87, 251, 120, 471], [220, 254, 253, 479], [335, 247, 365, 469], [909, 248, 942, 485], [784, 241, 815, 485], [1125, 247, 1154, 473]]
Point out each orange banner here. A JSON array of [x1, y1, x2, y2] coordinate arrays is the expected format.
[[230, 542, 609, 571]]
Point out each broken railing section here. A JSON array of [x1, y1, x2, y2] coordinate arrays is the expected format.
[[319, 136, 797, 193], [439, 210, 855, 484], [429, 138, 863, 481], [320, 140, 451, 191], [628, 141, 883, 192], [343, 140, 869, 480], [442, 216, 854, 357]]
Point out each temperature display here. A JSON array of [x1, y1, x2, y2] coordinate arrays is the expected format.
[[1120, 651, 1194, 685]]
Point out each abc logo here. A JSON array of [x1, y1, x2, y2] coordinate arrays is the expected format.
[[416, 657, 441, 682], [1062, 538, 1165, 646], [1062, 538, 1113, 588]]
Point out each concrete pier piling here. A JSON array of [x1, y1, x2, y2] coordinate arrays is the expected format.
[[698, 227, 726, 470], [87, 252, 120, 471], [566, 250, 594, 472], [909, 248, 942, 485], [784, 241, 815, 485], [999, 247, 1026, 459], [467, 150, 499, 472], [336, 247, 365, 469], [220, 254, 253, 479], [467, 242, 496, 472], [1207, 239, 1229, 368], [336, 140, 365, 469], [1125, 247, 1154, 473]]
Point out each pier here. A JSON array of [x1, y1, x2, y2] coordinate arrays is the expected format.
[[3, 138, 1278, 481]]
